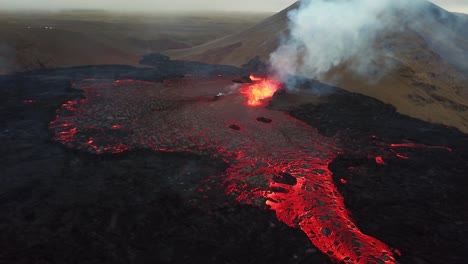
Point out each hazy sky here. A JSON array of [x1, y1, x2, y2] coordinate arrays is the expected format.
[[0, 0, 467, 13]]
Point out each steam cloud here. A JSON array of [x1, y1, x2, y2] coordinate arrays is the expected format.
[[268, 0, 439, 83]]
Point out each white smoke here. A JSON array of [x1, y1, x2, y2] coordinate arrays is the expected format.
[[269, 0, 425, 83], [226, 83, 242, 94]]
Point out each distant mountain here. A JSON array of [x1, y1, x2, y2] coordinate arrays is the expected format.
[[166, 1, 468, 133]]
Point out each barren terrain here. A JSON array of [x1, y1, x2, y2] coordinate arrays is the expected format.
[[1, 58, 466, 264], [0, 10, 271, 74]]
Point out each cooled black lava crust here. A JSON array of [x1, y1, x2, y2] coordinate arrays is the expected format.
[[1, 60, 467, 264]]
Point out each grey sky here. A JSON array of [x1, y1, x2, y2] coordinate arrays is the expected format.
[[0, 0, 467, 13]]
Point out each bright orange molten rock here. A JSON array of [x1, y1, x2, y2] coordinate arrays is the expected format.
[[241, 74, 281, 106]]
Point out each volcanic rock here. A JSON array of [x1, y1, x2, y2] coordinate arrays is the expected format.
[[140, 53, 245, 76], [257, 117, 273, 124], [228, 124, 241, 131], [272, 172, 297, 186], [139, 53, 170, 65], [232, 75, 252, 83], [242, 56, 268, 74]]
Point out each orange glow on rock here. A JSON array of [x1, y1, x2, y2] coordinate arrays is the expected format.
[[249, 74, 263, 82], [241, 74, 281, 106], [375, 156, 385, 165]]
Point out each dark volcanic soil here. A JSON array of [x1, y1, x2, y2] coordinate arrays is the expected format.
[[1, 58, 467, 264]]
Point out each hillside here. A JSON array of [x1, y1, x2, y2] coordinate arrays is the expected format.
[[0, 11, 270, 74], [166, 1, 468, 133], [165, 3, 295, 66]]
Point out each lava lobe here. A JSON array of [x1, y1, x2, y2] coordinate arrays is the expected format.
[[49, 77, 397, 264]]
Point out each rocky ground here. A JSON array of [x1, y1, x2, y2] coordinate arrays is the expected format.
[[1, 58, 467, 264]]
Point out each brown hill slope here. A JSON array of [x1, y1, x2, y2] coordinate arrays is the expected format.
[[165, 3, 297, 66], [166, 2, 468, 133], [0, 11, 270, 74], [1, 27, 138, 73]]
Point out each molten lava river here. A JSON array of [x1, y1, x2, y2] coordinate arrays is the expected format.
[[50, 77, 397, 263]]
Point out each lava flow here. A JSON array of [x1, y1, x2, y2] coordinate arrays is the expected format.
[[49, 77, 396, 264], [241, 74, 281, 106]]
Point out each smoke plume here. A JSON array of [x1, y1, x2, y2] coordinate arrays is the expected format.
[[269, 0, 426, 83]]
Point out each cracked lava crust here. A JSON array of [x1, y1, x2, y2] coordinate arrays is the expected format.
[[49, 77, 397, 264]]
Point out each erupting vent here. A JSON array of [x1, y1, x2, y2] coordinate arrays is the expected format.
[[241, 74, 281, 106], [49, 78, 397, 264]]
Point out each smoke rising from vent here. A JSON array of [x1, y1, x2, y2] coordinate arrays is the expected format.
[[269, 0, 426, 83]]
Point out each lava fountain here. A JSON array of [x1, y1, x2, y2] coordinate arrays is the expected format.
[[241, 74, 281, 106]]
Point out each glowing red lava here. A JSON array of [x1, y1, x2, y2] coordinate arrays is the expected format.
[[241, 74, 281, 106], [49, 78, 397, 264], [395, 153, 410, 160], [375, 156, 385, 165]]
